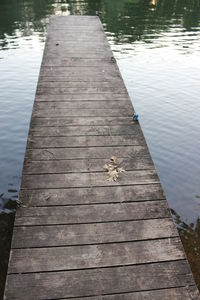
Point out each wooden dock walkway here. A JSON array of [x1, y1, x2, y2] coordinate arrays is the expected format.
[[4, 16, 199, 300]]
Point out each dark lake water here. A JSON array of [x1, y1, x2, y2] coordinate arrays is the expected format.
[[0, 0, 200, 296]]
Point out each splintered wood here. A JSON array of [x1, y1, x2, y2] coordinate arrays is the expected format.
[[4, 16, 199, 300]]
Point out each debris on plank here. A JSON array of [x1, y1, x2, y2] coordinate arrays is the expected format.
[[104, 156, 125, 182]]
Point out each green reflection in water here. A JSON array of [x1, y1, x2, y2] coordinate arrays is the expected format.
[[0, 0, 200, 49], [172, 209, 200, 290]]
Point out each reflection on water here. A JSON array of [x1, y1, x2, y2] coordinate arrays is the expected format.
[[0, 214, 14, 299], [0, 0, 200, 296], [172, 209, 200, 290]]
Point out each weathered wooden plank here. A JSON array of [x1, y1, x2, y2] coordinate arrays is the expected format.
[[31, 117, 133, 126], [35, 93, 129, 101], [39, 75, 122, 83], [27, 135, 145, 148], [39, 76, 122, 83], [47, 35, 107, 43], [29, 125, 140, 137], [23, 156, 154, 174], [53, 287, 200, 300], [43, 47, 111, 54], [45, 40, 110, 46], [46, 22, 106, 34], [39, 67, 122, 79], [11, 218, 177, 248], [37, 86, 127, 95], [48, 22, 105, 31], [15, 201, 169, 226], [42, 57, 118, 67], [49, 15, 100, 23], [47, 38, 107, 45], [47, 35, 108, 43], [34, 100, 131, 110], [44, 53, 113, 59], [25, 146, 148, 160], [48, 26, 104, 32], [44, 39, 111, 48], [33, 108, 133, 117], [4, 261, 194, 300], [8, 238, 184, 274], [38, 79, 126, 88], [50, 23, 101, 29], [19, 184, 165, 206], [21, 170, 159, 189]]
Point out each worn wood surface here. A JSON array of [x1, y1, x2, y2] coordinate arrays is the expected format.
[[11, 218, 177, 248], [25, 145, 149, 160], [4, 16, 199, 300], [4, 261, 197, 299], [8, 238, 184, 273]]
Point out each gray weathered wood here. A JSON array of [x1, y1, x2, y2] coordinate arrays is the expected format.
[[30, 117, 133, 127], [23, 156, 154, 174], [19, 184, 165, 206], [45, 53, 113, 59], [44, 41, 111, 49], [49, 15, 101, 24], [35, 93, 129, 101], [39, 67, 123, 80], [33, 108, 133, 117], [47, 35, 108, 43], [27, 135, 145, 148], [34, 100, 130, 109], [21, 170, 159, 189], [48, 287, 200, 300], [11, 218, 177, 248], [14, 201, 170, 226], [4, 261, 195, 300], [37, 86, 127, 95], [29, 124, 141, 137], [39, 77, 123, 84], [37, 81, 126, 88], [8, 238, 184, 274], [25, 146, 148, 160], [42, 57, 119, 67]]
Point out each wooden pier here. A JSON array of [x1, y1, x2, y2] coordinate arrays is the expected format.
[[4, 16, 199, 299]]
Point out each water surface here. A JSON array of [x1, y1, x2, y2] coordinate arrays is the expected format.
[[0, 0, 200, 296]]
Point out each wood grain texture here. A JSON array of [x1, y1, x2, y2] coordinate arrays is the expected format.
[[12, 218, 177, 248], [4, 16, 199, 300], [27, 135, 145, 148], [35, 93, 129, 101], [34, 100, 131, 109], [15, 201, 170, 226], [29, 124, 141, 137], [37, 82, 126, 89], [50, 287, 200, 300], [19, 184, 165, 206], [30, 116, 134, 126], [37, 86, 127, 95], [39, 66, 122, 76], [23, 156, 154, 174], [39, 74, 122, 82], [33, 107, 133, 117], [4, 261, 196, 300], [21, 170, 160, 189], [25, 145, 149, 160], [8, 238, 185, 273]]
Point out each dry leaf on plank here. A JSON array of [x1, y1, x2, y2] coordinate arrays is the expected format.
[[103, 156, 125, 182]]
